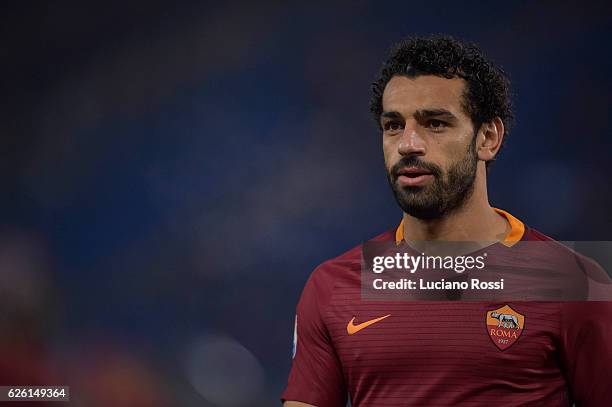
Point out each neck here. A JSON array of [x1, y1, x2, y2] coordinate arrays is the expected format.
[[402, 168, 509, 242]]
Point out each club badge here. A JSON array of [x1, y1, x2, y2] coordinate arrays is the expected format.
[[485, 305, 525, 351]]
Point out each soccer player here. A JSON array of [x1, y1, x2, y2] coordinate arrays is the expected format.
[[282, 36, 612, 406]]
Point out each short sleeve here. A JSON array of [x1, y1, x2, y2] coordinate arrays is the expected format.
[[581, 254, 612, 301], [281, 268, 347, 406]]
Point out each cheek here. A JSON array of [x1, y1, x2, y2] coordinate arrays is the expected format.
[[382, 139, 398, 169], [445, 141, 465, 158], [442, 138, 473, 167]]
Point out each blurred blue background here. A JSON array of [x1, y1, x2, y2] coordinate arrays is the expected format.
[[1, 1, 611, 405]]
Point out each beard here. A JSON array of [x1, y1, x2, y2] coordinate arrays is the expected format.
[[387, 138, 478, 220]]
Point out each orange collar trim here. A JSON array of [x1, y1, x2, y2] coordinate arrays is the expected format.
[[395, 207, 525, 247]]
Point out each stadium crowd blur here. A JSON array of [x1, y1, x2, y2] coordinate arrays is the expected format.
[[1, 1, 610, 405]]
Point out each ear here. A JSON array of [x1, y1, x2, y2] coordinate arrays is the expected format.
[[476, 117, 504, 162]]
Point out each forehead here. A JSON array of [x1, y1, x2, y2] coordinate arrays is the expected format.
[[382, 75, 468, 117]]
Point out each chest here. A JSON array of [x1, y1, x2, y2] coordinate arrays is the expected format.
[[324, 302, 560, 384]]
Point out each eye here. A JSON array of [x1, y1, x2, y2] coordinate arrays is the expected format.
[[427, 119, 448, 131], [383, 121, 404, 132]]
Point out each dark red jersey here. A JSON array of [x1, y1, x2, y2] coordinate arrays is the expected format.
[[282, 209, 612, 406]]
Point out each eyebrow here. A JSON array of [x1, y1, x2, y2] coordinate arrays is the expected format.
[[380, 111, 404, 121], [380, 109, 458, 122], [415, 108, 457, 121]]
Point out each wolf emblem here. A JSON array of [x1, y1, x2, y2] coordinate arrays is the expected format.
[[490, 312, 520, 329]]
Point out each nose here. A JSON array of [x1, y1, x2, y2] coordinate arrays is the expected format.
[[397, 123, 426, 157]]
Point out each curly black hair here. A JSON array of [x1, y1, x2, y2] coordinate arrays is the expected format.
[[370, 36, 513, 164]]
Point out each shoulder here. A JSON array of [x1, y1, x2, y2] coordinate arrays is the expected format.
[[310, 228, 395, 283], [522, 226, 558, 242], [301, 228, 395, 306], [522, 226, 601, 268], [522, 225, 611, 295], [520, 226, 576, 259]]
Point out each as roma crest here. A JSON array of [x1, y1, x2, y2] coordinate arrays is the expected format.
[[485, 305, 525, 351]]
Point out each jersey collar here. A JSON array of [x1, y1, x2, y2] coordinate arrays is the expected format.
[[395, 207, 525, 247]]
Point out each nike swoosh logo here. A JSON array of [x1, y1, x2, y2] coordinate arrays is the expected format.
[[347, 314, 391, 335]]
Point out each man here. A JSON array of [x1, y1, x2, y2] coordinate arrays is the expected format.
[[282, 36, 612, 406]]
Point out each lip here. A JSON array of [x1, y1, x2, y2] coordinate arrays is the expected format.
[[396, 167, 434, 187], [398, 174, 434, 186]]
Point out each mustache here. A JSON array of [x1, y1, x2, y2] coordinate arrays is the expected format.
[[389, 156, 442, 180]]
